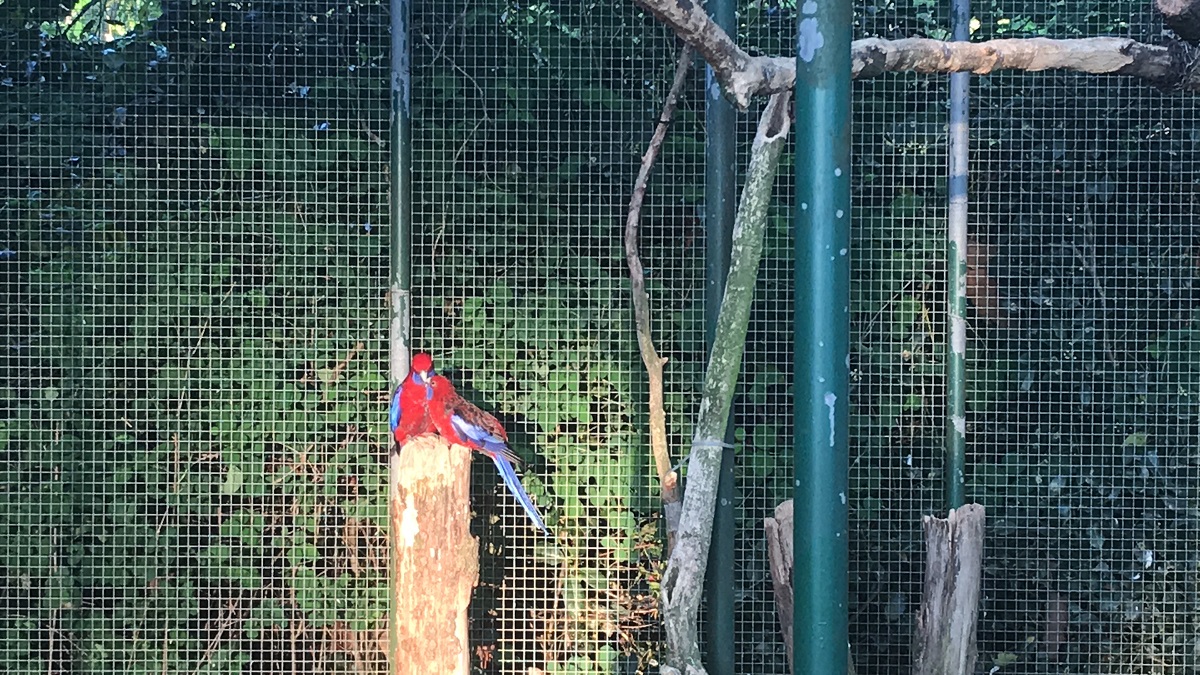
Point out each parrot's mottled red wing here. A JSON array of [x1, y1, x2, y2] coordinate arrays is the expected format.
[[444, 393, 509, 442], [427, 374, 548, 533]]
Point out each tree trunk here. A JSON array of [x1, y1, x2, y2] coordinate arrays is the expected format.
[[389, 435, 478, 675]]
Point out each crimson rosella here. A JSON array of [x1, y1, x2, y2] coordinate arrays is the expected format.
[[412, 357, 549, 534], [388, 352, 436, 446]]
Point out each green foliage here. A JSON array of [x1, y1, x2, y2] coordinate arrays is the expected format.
[[40, 0, 163, 44], [1, 3, 673, 671]]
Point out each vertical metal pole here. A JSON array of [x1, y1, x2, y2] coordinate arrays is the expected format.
[[703, 0, 737, 672], [793, 0, 851, 671], [945, 0, 972, 511], [387, 0, 413, 669]]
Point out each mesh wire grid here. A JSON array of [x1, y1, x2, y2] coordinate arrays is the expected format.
[[850, 2, 1200, 674], [3, 3, 393, 672], [3, 1, 1200, 674], [408, 4, 684, 671]]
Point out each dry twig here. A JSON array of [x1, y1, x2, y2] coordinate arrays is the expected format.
[[624, 45, 694, 552]]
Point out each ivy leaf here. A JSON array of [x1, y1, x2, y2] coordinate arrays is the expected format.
[[220, 465, 244, 495]]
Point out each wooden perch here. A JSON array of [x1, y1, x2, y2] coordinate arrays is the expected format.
[[389, 435, 478, 675], [913, 504, 986, 675], [852, 37, 1182, 84], [635, 0, 1200, 109]]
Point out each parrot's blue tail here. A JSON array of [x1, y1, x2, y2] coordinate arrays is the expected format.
[[489, 453, 549, 534]]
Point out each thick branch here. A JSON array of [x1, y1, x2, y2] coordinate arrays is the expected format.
[[853, 37, 1182, 85], [635, 0, 792, 109], [659, 91, 791, 675], [636, 0, 1199, 107], [625, 46, 693, 552]]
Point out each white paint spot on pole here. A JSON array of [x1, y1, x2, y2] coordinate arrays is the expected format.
[[952, 414, 966, 437], [824, 391, 837, 447], [836, 209, 844, 218], [801, 202, 809, 210], [707, 77, 723, 101], [834, 167, 843, 177], [951, 316, 967, 355], [797, 19, 824, 62], [802, 0, 818, 14], [839, 248, 848, 256]]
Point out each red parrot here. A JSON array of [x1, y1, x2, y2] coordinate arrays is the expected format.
[[412, 356, 549, 534], [388, 352, 436, 446]]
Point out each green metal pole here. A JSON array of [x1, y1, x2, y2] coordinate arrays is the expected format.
[[793, 0, 851, 672], [703, 0, 737, 671], [945, 0, 972, 511], [387, 0, 413, 668]]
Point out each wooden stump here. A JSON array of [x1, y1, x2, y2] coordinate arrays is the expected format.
[[389, 435, 478, 675], [765, 499, 858, 675], [764, 500, 795, 668], [913, 503, 986, 675]]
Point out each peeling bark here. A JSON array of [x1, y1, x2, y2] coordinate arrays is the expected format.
[[636, 0, 1199, 108], [659, 92, 791, 675], [390, 435, 478, 675]]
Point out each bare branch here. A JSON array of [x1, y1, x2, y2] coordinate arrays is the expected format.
[[635, 0, 1199, 108], [853, 37, 1182, 85], [634, 0, 792, 108], [625, 46, 693, 553]]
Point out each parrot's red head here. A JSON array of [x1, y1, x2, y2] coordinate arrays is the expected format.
[[411, 352, 434, 374]]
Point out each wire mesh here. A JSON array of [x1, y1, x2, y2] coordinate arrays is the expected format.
[[408, 4, 682, 671], [3, 3, 392, 672], [4, 1, 1200, 674], [968, 57, 1200, 675]]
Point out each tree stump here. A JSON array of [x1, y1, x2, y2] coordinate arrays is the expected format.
[[913, 503, 986, 675], [389, 435, 478, 675]]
